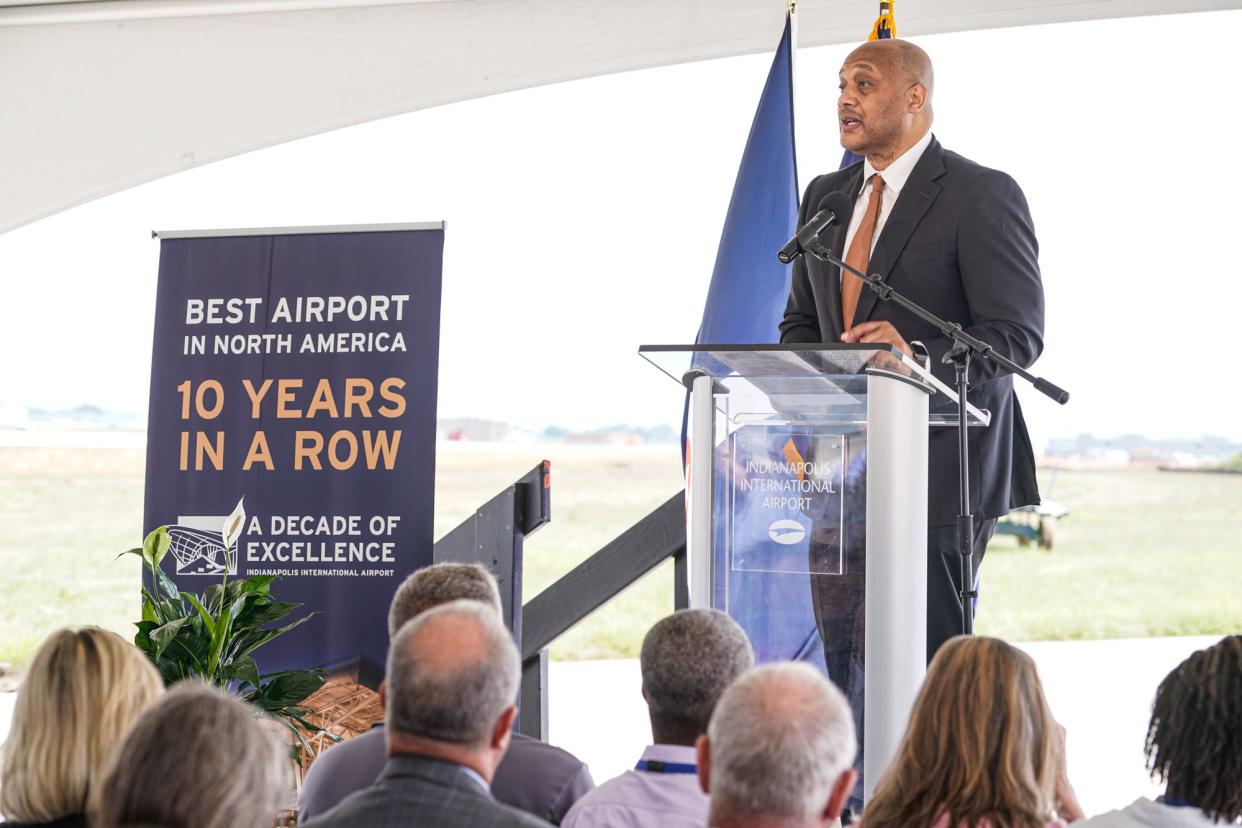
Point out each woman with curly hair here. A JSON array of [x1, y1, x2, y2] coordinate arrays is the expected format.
[[0, 627, 163, 827], [859, 636, 1083, 828], [1076, 634, 1242, 827]]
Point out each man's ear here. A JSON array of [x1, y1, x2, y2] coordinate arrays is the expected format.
[[907, 83, 927, 113], [823, 769, 858, 823], [695, 734, 712, 795], [491, 705, 517, 750], [378, 680, 387, 712]]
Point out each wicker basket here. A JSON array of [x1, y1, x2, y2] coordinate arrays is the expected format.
[[294, 671, 384, 778]]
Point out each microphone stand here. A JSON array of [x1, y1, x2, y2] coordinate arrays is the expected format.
[[803, 238, 1069, 634]]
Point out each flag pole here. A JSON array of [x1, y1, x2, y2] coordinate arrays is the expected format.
[[788, 0, 797, 91]]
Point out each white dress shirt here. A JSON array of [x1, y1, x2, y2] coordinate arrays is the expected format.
[[1072, 797, 1226, 828], [841, 129, 934, 259], [560, 744, 706, 828]]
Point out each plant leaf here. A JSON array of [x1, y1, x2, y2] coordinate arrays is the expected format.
[[142, 526, 171, 569], [241, 575, 276, 595], [180, 592, 217, 637], [251, 670, 325, 709], [207, 594, 248, 679], [150, 616, 190, 660], [236, 600, 300, 628], [234, 612, 316, 661], [203, 583, 225, 615], [140, 586, 174, 626], [162, 621, 209, 679], [133, 620, 159, 655], [284, 711, 341, 741], [223, 656, 261, 690], [155, 567, 183, 608], [279, 715, 318, 763]]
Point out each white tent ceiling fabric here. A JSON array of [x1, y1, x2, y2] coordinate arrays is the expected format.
[[0, 0, 1236, 234]]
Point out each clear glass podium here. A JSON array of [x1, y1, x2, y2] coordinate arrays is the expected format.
[[639, 343, 988, 801]]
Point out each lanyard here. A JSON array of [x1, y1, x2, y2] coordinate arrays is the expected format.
[[1160, 796, 1198, 809], [635, 759, 697, 774]]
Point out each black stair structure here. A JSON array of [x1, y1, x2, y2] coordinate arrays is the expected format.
[[432, 460, 687, 740]]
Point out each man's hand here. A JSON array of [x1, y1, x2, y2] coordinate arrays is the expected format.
[[841, 321, 912, 357]]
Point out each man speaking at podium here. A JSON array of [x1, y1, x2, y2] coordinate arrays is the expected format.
[[779, 39, 1044, 664]]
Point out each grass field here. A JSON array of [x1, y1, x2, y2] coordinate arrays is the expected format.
[[2, 442, 1240, 672]]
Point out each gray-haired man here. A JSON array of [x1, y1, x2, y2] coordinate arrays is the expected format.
[[562, 609, 754, 828], [302, 600, 550, 828], [697, 662, 857, 828], [299, 564, 592, 824]]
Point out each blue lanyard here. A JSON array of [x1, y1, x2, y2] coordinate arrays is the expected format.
[[1160, 795, 1197, 809], [635, 759, 697, 774]]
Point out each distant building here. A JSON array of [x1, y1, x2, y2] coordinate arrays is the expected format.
[[1044, 433, 1242, 468]]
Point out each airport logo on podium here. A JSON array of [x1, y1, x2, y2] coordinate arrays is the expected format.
[[168, 497, 247, 576], [768, 519, 807, 545]]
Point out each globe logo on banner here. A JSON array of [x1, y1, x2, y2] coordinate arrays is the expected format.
[[768, 519, 807, 545], [168, 497, 246, 576]]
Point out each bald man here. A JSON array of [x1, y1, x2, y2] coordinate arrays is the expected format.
[[302, 601, 551, 828], [781, 40, 1044, 669]]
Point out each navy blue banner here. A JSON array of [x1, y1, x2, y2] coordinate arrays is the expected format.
[[143, 226, 444, 675]]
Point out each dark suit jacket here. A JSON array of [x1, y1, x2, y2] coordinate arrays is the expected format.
[[0, 816, 86, 828], [301, 753, 553, 828], [780, 136, 1042, 526], [298, 725, 592, 824]]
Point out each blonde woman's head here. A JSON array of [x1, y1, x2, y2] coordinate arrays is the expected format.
[[861, 636, 1059, 828], [0, 627, 163, 822]]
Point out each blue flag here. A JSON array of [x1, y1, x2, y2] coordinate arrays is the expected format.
[[684, 13, 825, 669], [694, 13, 799, 345], [682, 12, 798, 456]]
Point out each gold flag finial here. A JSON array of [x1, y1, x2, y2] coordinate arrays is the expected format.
[[869, 0, 896, 39]]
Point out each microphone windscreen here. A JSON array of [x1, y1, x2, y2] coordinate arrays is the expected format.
[[817, 191, 853, 221]]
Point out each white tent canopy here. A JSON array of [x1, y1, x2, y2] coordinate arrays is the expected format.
[[1, 0, 1236, 234]]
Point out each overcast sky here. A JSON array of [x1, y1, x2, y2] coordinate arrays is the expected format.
[[1, 9, 1239, 450]]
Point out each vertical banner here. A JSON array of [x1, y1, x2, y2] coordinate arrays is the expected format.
[[143, 223, 444, 675]]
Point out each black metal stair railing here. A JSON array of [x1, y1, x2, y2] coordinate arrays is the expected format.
[[432, 460, 687, 741]]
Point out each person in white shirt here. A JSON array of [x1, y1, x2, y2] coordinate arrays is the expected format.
[[1073, 635, 1242, 828], [561, 609, 754, 828]]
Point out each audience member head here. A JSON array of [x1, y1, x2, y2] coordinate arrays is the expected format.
[[698, 662, 857, 828], [90, 682, 289, 828], [383, 599, 520, 782], [0, 627, 163, 824], [1145, 634, 1242, 822], [862, 636, 1058, 828], [640, 608, 754, 746], [388, 561, 503, 636]]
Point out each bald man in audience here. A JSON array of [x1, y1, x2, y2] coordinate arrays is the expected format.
[[697, 663, 857, 828], [562, 609, 754, 828], [299, 564, 591, 824], [302, 600, 550, 828]]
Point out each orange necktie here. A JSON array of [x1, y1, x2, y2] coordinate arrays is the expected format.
[[841, 174, 885, 330]]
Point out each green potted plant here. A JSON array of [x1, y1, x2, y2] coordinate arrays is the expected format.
[[122, 526, 333, 759]]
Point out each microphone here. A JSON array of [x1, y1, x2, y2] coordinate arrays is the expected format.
[[777, 191, 853, 264]]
